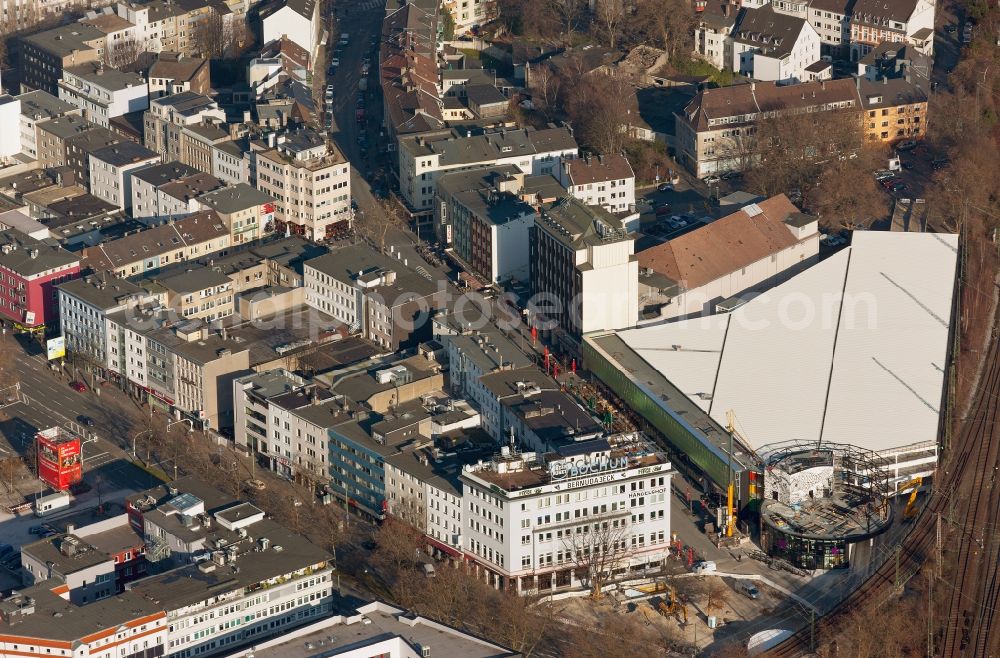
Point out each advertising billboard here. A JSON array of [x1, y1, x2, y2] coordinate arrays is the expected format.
[[36, 428, 82, 491], [46, 336, 66, 360]]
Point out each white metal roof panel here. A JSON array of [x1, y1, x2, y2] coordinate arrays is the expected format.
[[619, 315, 729, 412], [706, 247, 850, 446], [820, 231, 958, 451], [615, 232, 957, 456]]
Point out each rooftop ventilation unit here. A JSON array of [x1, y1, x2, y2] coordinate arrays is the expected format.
[[744, 203, 763, 217]]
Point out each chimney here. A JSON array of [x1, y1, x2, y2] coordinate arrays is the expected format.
[[883, 75, 888, 85]]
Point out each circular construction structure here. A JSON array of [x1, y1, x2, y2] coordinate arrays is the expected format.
[[759, 443, 892, 570]]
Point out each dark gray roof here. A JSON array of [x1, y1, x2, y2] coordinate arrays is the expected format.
[[131, 161, 200, 185], [732, 5, 809, 59], [304, 246, 438, 300], [21, 23, 105, 58], [17, 90, 79, 121], [0, 230, 79, 276], [90, 141, 159, 167], [57, 273, 145, 310], [197, 183, 275, 213], [153, 267, 231, 294]]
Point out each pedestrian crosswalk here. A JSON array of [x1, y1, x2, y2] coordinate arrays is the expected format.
[[358, 0, 384, 10]]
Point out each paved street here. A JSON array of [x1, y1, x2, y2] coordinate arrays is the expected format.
[[0, 334, 165, 496]]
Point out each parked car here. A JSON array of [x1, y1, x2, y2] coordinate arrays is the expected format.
[[891, 181, 908, 193], [657, 183, 673, 192], [703, 175, 721, 185], [77, 414, 95, 427], [692, 560, 717, 574], [339, 33, 349, 45], [330, 57, 340, 67], [69, 381, 87, 392], [874, 170, 894, 180], [0, 544, 13, 558], [896, 139, 918, 151], [655, 204, 672, 216], [932, 157, 950, 170], [738, 582, 760, 599], [721, 170, 742, 181], [28, 525, 46, 535], [945, 23, 957, 32]]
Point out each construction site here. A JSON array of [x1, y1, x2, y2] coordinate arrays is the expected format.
[[758, 444, 894, 570]]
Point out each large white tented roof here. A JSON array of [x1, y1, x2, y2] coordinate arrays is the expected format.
[[618, 231, 959, 454]]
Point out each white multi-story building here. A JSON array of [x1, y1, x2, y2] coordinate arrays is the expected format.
[[232, 370, 343, 482], [18, 90, 81, 160], [730, 5, 823, 83], [459, 436, 672, 593], [259, 0, 319, 57], [253, 130, 351, 242], [530, 197, 639, 345], [559, 154, 636, 214], [397, 126, 578, 213], [124, 479, 334, 658], [89, 141, 161, 210], [212, 141, 250, 185], [58, 63, 149, 127]]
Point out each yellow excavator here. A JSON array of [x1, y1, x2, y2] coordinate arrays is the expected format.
[[657, 586, 688, 624], [899, 476, 923, 520]]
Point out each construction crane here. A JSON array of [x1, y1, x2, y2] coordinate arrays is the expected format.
[[899, 476, 923, 520]]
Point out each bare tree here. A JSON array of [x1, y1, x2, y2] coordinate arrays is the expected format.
[[595, 0, 626, 49], [0, 456, 23, 494], [372, 515, 425, 579], [193, 10, 225, 59], [529, 65, 562, 121], [102, 38, 144, 71], [565, 71, 633, 155], [563, 517, 629, 598], [551, 0, 586, 39], [355, 198, 404, 253]]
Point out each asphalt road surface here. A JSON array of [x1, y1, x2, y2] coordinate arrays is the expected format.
[[0, 334, 164, 494]]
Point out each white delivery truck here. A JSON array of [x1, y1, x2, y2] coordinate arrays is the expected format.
[[35, 491, 70, 516]]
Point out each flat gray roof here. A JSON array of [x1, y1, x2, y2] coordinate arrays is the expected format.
[[235, 602, 520, 658]]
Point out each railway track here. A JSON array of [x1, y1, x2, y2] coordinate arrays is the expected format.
[[764, 325, 1000, 657], [941, 327, 1000, 657]]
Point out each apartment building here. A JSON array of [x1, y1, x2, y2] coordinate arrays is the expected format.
[[252, 130, 351, 241], [212, 140, 250, 185], [154, 172, 226, 221], [144, 92, 226, 162], [674, 79, 862, 178], [58, 273, 247, 427], [232, 371, 348, 483], [131, 160, 201, 222], [458, 436, 672, 593], [147, 52, 211, 98], [124, 478, 334, 658], [58, 63, 149, 128], [730, 5, 823, 83], [36, 115, 126, 190], [637, 194, 820, 320], [80, 210, 230, 277], [436, 167, 536, 284], [693, 3, 738, 70], [259, 0, 319, 57], [0, 228, 80, 329], [89, 141, 161, 210], [559, 154, 635, 214], [197, 183, 277, 245], [530, 197, 638, 344], [145, 267, 234, 321], [115, 0, 185, 53], [849, 0, 934, 59], [397, 126, 578, 216], [441, 0, 495, 33], [58, 273, 147, 372], [17, 90, 81, 160], [181, 122, 231, 174], [304, 246, 444, 350], [859, 73, 928, 143], [19, 23, 106, 95]]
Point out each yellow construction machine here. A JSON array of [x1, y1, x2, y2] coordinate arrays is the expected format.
[[657, 587, 689, 624], [899, 476, 923, 520]]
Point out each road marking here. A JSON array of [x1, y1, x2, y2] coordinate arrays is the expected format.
[[84, 451, 108, 463]]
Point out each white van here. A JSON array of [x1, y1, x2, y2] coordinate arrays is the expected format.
[[738, 582, 760, 599], [692, 560, 717, 574], [422, 562, 436, 578]]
